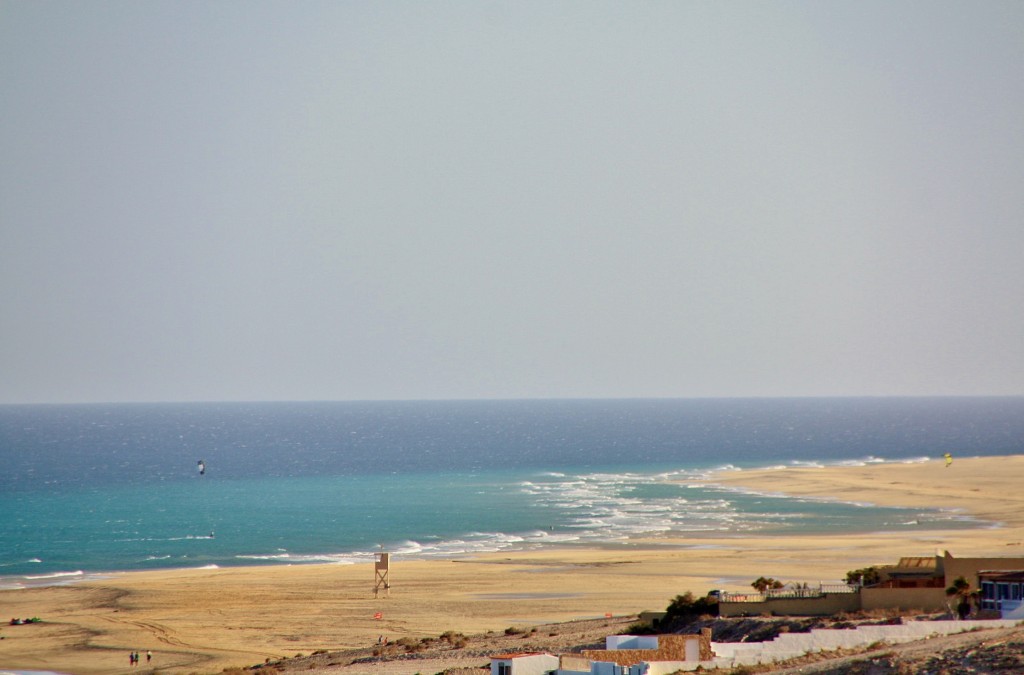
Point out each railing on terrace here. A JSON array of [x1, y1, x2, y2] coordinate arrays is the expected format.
[[719, 583, 859, 603]]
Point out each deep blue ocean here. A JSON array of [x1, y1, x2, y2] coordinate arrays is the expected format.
[[2, 397, 1022, 589]]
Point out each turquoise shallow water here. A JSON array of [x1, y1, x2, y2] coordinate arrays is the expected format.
[[0, 463, 984, 586], [1, 398, 1020, 586]]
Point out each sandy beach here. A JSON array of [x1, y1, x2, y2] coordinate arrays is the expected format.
[[3, 455, 1023, 675]]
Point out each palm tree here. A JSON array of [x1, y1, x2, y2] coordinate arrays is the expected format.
[[946, 576, 973, 619], [751, 577, 784, 593]]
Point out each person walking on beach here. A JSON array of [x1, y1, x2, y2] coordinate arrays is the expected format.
[[146, 649, 152, 663]]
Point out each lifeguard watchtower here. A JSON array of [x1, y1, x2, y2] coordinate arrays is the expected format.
[[374, 552, 390, 598]]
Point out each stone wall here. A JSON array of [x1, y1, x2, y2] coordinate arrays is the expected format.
[[699, 627, 714, 661], [580, 633, 710, 667]]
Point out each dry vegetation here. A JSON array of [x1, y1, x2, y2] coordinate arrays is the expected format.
[[231, 612, 1024, 675]]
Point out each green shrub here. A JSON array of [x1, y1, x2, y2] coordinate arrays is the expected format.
[[663, 592, 719, 625], [627, 621, 655, 634]]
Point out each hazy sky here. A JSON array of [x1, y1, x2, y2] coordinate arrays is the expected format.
[[2, 1, 1023, 404]]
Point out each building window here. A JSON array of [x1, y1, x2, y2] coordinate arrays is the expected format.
[[981, 581, 996, 609], [497, 663, 511, 675]]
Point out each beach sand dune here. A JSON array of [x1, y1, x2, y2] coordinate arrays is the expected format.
[[3, 456, 1022, 674]]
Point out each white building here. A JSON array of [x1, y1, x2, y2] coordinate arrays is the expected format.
[[491, 651, 560, 675]]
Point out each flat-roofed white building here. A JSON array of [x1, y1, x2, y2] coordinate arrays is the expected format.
[[491, 651, 560, 675]]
